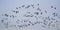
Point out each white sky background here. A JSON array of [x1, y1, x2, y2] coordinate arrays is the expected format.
[[0, 0, 60, 30]]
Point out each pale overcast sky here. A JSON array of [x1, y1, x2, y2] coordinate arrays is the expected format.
[[0, 0, 60, 30]]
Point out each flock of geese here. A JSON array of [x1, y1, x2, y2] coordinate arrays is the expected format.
[[0, 3, 60, 30]]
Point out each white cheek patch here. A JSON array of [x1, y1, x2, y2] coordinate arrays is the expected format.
[[0, 0, 60, 30]]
